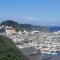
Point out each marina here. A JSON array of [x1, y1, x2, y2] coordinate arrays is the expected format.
[[1, 25, 60, 60], [3, 26, 60, 60]]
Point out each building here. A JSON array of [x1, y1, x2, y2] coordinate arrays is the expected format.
[[31, 31, 39, 34], [18, 30, 22, 35], [5, 26, 16, 35]]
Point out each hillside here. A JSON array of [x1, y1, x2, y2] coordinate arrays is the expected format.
[[1, 20, 60, 32], [1, 20, 18, 28], [0, 35, 28, 60], [1, 20, 48, 32]]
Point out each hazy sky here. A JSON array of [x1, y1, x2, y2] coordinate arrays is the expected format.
[[0, 0, 60, 26]]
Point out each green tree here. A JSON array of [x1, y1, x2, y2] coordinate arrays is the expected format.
[[0, 35, 28, 60]]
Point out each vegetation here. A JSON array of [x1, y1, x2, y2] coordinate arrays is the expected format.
[[0, 35, 28, 60], [1, 20, 48, 32], [0, 28, 5, 33], [1, 20, 18, 28]]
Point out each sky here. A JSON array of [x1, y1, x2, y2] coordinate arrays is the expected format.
[[0, 0, 60, 26]]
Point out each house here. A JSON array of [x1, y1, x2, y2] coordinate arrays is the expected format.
[[31, 31, 39, 34], [24, 30, 29, 34], [18, 30, 22, 35], [5, 26, 16, 35]]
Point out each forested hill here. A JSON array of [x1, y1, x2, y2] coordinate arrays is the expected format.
[[0, 35, 28, 60], [0, 20, 48, 32]]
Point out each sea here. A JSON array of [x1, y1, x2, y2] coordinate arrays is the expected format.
[[41, 51, 60, 60], [30, 51, 60, 60]]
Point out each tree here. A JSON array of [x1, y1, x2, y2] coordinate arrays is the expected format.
[[0, 35, 28, 60]]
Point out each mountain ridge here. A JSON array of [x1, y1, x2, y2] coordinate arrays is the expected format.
[[0, 20, 48, 32]]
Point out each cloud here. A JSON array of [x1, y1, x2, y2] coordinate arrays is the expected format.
[[20, 16, 34, 21], [49, 19, 60, 23]]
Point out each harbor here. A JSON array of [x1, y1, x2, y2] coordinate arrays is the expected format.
[[1, 25, 60, 60], [3, 26, 60, 60]]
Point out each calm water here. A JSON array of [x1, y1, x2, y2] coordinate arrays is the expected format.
[[42, 52, 60, 60], [29, 52, 60, 60]]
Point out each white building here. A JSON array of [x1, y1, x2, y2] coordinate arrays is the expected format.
[[31, 31, 39, 34], [24, 30, 29, 34], [18, 30, 22, 35]]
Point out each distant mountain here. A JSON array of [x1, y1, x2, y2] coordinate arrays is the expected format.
[[1, 20, 18, 28], [1, 20, 60, 32], [1, 20, 48, 32]]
